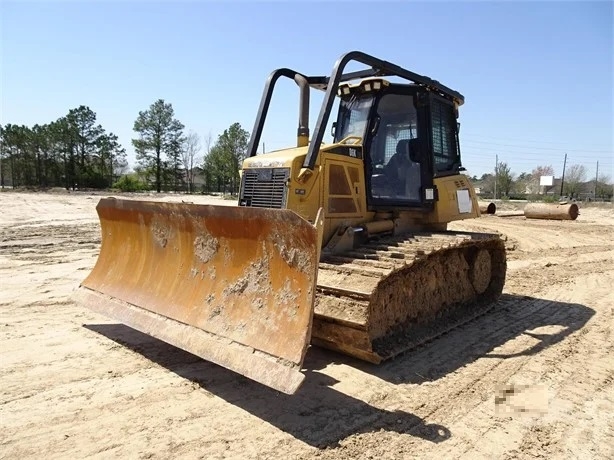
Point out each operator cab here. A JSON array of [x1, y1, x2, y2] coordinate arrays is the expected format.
[[333, 78, 462, 210], [242, 51, 467, 216]]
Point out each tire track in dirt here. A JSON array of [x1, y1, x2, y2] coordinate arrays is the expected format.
[[412, 263, 609, 459], [451, 214, 612, 252], [0, 222, 100, 308], [323, 296, 594, 458], [418, 268, 614, 459], [0, 223, 100, 255], [498, 298, 613, 459]]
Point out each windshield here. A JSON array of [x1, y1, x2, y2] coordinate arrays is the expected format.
[[334, 95, 374, 142]]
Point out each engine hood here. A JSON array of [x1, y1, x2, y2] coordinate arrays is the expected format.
[[242, 146, 309, 169]]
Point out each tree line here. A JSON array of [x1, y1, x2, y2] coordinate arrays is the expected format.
[[0, 106, 127, 190], [473, 162, 613, 200], [0, 99, 250, 194], [3, 101, 611, 200]]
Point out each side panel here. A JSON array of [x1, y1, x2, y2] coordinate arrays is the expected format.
[[73, 198, 323, 394], [430, 174, 481, 224], [321, 154, 370, 244]]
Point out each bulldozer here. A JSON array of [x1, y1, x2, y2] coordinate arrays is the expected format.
[[73, 51, 506, 394]]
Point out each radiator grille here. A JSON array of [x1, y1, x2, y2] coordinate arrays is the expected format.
[[239, 168, 290, 209]]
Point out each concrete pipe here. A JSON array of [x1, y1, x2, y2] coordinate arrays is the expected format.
[[524, 203, 579, 220], [479, 202, 497, 215]]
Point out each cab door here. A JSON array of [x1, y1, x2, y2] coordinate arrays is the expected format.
[[365, 92, 426, 209]]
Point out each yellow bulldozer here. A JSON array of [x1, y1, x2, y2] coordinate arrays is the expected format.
[[73, 51, 506, 394]]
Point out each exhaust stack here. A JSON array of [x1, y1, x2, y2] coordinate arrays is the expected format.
[[295, 74, 310, 147]]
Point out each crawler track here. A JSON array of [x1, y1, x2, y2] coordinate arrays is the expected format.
[[312, 231, 507, 362]]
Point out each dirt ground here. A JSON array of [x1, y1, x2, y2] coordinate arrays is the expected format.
[[1, 191, 613, 460]]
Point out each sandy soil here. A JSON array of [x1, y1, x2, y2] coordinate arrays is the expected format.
[[1, 191, 613, 459]]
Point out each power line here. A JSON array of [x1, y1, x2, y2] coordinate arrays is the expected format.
[[461, 146, 613, 161], [464, 159, 612, 170], [461, 139, 613, 154], [462, 154, 612, 177], [461, 133, 611, 148]]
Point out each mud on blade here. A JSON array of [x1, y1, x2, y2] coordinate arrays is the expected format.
[[73, 198, 323, 394]]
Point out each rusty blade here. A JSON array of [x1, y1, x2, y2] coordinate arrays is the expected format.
[[73, 198, 323, 394]]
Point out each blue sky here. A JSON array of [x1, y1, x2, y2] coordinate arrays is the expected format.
[[2, 0, 613, 181]]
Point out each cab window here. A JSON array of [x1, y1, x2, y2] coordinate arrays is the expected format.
[[334, 95, 374, 142]]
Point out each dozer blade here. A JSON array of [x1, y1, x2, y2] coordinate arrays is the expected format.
[[73, 198, 324, 394]]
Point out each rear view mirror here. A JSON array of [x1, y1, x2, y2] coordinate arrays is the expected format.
[[331, 122, 337, 138]]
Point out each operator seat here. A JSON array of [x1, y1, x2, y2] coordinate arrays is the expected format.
[[384, 138, 421, 200]]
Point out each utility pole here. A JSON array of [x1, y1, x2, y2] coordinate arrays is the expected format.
[[494, 154, 498, 200], [595, 161, 599, 199], [262, 142, 266, 154], [560, 153, 567, 196]]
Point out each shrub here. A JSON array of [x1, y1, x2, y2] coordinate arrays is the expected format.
[[112, 174, 149, 192]]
